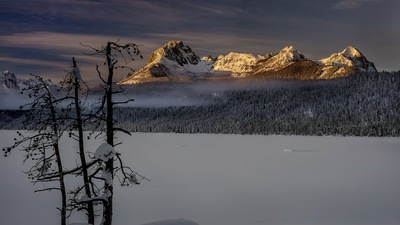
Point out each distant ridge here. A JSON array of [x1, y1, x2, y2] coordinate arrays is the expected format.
[[116, 41, 377, 84], [0, 70, 59, 94]]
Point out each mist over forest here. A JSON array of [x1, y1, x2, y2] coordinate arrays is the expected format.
[[2, 71, 399, 137]]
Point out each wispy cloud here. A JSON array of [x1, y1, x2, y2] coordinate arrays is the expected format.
[[333, 0, 382, 9], [0, 32, 143, 52], [0, 32, 154, 82], [0, 56, 64, 68]]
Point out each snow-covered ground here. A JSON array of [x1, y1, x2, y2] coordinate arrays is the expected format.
[[1, 131, 400, 225]]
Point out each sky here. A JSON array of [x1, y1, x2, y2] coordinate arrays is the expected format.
[[0, 0, 399, 84]]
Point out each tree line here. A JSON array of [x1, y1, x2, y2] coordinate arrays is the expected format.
[[112, 71, 400, 136]]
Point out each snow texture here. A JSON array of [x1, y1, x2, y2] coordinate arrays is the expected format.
[[101, 168, 113, 185], [69, 223, 92, 225], [213, 52, 259, 77], [0, 70, 59, 94], [255, 45, 306, 73], [141, 218, 199, 225], [1, 131, 400, 225], [0, 70, 20, 93], [72, 67, 81, 79], [94, 143, 116, 162], [318, 46, 377, 72]]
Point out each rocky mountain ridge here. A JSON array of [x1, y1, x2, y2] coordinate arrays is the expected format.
[[0, 70, 58, 94], [318, 46, 376, 72], [122, 41, 213, 83], [0, 70, 20, 93], [119, 40, 377, 84]]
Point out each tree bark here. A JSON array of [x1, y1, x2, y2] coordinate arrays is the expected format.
[[72, 57, 95, 224], [45, 83, 67, 225], [103, 41, 114, 225]]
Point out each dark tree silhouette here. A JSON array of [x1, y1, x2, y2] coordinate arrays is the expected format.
[[2, 75, 68, 225], [59, 57, 95, 224], [83, 41, 147, 225]]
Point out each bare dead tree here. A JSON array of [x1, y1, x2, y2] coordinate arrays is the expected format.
[[2, 41, 147, 225], [60, 57, 95, 224], [2, 74, 68, 225], [82, 41, 147, 225]]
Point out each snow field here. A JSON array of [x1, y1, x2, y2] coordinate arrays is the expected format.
[[1, 131, 400, 225]]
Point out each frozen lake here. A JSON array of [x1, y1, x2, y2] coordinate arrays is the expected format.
[[1, 131, 400, 225]]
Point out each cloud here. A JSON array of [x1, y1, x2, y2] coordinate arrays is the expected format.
[[0, 32, 143, 52], [0, 32, 129, 71], [333, 0, 382, 9], [0, 32, 155, 83], [0, 0, 186, 36], [0, 56, 64, 68]]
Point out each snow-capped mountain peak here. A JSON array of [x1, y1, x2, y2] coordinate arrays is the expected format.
[[119, 40, 213, 84], [212, 52, 259, 77], [1, 70, 20, 93], [254, 45, 307, 73], [148, 40, 201, 66], [274, 46, 306, 63], [319, 46, 376, 72], [278, 46, 305, 61], [1, 70, 60, 94], [341, 46, 363, 58], [119, 42, 378, 84]]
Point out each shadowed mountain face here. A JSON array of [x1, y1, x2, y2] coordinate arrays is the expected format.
[[0, 70, 20, 93], [0, 70, 60, 94], [120, 40, 213, 84], [118, 41, 377, 84], [319, 46, 376, 72], [147, 40, 201, 66]]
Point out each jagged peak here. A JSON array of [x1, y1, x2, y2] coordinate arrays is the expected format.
[[281, 45, 298, 52], [213, 52, 258, 75], [1, 70, 17, 79], [319, 46, 377, 73], [341, 46, 363, 58], [120, 43, 378, 84], [273, 45, 306, 62], [163, 40, 185, 49], [147, 40, 200, 66]]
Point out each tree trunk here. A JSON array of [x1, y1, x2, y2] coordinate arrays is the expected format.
[[54, 143, 67, 225], [46, 84, 67, 225], [72, 57, 95, 224], [103, 41, 114, 225]]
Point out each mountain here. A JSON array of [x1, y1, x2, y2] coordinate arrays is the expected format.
[[118, 41, 378, 84], [318, 46, 377, 77], [0, 70, 59, 94], [252, 46, 327, 79], [252, 46, 378, 79], [119, 40, 213, 84], [212, 52, 262, 77], [253, 46, 307, 73], [0, 70, 20, 93]]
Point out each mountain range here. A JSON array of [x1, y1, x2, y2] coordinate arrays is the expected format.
[[119, 40, 377, 84], [1, 41, 377, 91], [0, 70, 57, 93]]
